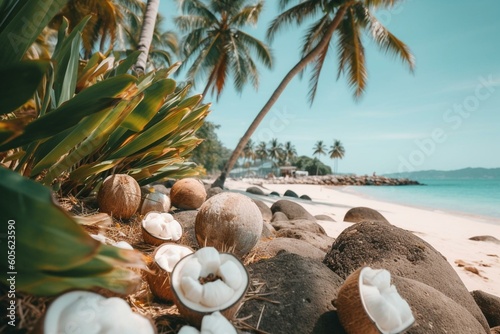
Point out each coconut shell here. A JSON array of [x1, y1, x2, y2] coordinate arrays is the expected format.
[[336, 267, 380, 334], [170, 178, 207, 210], [170, 253, 249, 328], [145, 245, 193, 302], [141, 191, 171, 215], [141, 223, 183, 247], [97, 174, 141, 219]]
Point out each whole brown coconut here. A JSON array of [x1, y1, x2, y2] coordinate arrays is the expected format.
[[195, 192, 263, 257], [97, 174, 141, 219], [170, 178, 207, 210]]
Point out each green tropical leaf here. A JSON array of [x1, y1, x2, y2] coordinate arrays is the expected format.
[[0, 60, 50, 115]]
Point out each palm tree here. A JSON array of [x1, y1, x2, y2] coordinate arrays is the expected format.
[[243, 139, 256, 175], [134, 0, 160, 74], [329, 139, 345, 174], [255, 141, 268, 163], [267, 138, 284, 168], [212, 0, 414, 188], [283, 141, 297, 164], [313, 140, 326, 175], [175, 0, 273, 100]]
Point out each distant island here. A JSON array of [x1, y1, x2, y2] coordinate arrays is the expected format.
[[384, 167, 500, 180]]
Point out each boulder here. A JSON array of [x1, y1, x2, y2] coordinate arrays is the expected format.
[[323, 221, 489, 331], [300, 194, 312, 201], [172, 210, 198, 249], [471, 290, 500, 327], [272, 219, 326, 235], [343, 206, 390, 224], [271, 199, 316, 221], [170, 178, 207, 210], [469, 235, 500, 245], [249, 238, 326, 262], [252, 199, 273, 222], [271, 211, 289, 222], [391, 276, 487, 334], [275, 229, 334, 252], [261, 222, 276, 239], [206, 186, 224, 199], [315, 214, 335, 222], [237, 253, 345, 334], [284, 189, 299, 198], [246, 186, 266, 196], [269, 191, 280, 197]]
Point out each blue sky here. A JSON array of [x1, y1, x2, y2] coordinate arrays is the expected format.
[[159, 0, 500, 175]]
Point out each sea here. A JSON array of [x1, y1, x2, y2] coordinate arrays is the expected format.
[[343, 178, 500, 223]]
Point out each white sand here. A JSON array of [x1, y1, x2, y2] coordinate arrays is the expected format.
[[222, 178, 500, 297]]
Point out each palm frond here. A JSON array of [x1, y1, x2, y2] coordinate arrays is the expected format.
[[175, 15, 213, 32], [307, 40, 330, 104], [233, 30, 273, 69], [178, 0, 219, 24], [230, 0, 264, 27], [267, 0, 321, 42]]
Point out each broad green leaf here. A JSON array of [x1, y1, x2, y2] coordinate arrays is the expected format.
[[0, 0, 67, 65], [108, 108, 189, 160], [0, 60, 50, 114], [111, 50, 141, 76], [69, 160, 123, 182], [0, 74, 137, 151], [121, 79, 176, 132]]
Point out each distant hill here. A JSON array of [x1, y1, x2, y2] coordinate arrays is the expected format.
[[384, 167, 500, 180]]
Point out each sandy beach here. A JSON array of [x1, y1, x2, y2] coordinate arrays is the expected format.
[[222, 178, 500, 297]]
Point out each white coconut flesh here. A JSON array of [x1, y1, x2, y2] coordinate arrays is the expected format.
[[359, 267, 415, 333], [143, 211, 182, 241], [43, 291, 154, 334], [154, 244, 193, 272], [178, 311, 237, 334], [172, 247, 248, 311]]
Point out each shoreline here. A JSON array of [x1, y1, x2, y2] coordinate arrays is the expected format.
[[339, 185, 500, 226], [219, 178, 500, 297]]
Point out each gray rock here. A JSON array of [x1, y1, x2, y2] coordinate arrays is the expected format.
[[471, 290, 500, 328], [284, 189, 299, 198], [206, 186, 224, 199], [252, 199, 272, 222], [271, 211, 289, 222], [261, 222, 276, 238], [246, 186, 265, 196], [392, 276, 487, 334], [275, 229, 334, 252], [343, 206, 390, 224], [323, 221, 489, 332], [469, 235, 500, 245], [269, 191, 280, 197], [271, 199, 316, 221], [300, 194, 312, 200], [249, 237, 325, 261], [272, 219, 326, 235], [172, 210, 198, 249], [315, 214, 336, 222], [238, 253, 345, 334]]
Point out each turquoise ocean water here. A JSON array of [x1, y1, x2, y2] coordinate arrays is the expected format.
[[343, 178, 500, 223]]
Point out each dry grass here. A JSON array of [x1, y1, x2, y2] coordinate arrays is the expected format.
[[4, 195, 275, 333]]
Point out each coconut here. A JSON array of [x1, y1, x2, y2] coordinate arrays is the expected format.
[[142, 211, 183, 246], [170, 178, 207, 210], [178, 311, 237, 334], [141, 190, 171, 215], [97, 174, 141, 219], [171, 247, 249, 328], [336, 267, 415, 334], [36, 290, 155, 334], [145, 244, 193, 302], [195, 192, 263, 257]]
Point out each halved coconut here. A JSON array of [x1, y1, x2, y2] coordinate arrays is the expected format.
[[145, 244, 193, 302], [142, 211, 183, 246], [36, 290, 155, 334], [171, 247, 249, 328], [178, 311, 237, 334], [336, 267, 415, 334]]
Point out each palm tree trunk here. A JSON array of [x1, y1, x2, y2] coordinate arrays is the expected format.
[[134, 0, 160, 75], [211, 4, 349, 188]]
